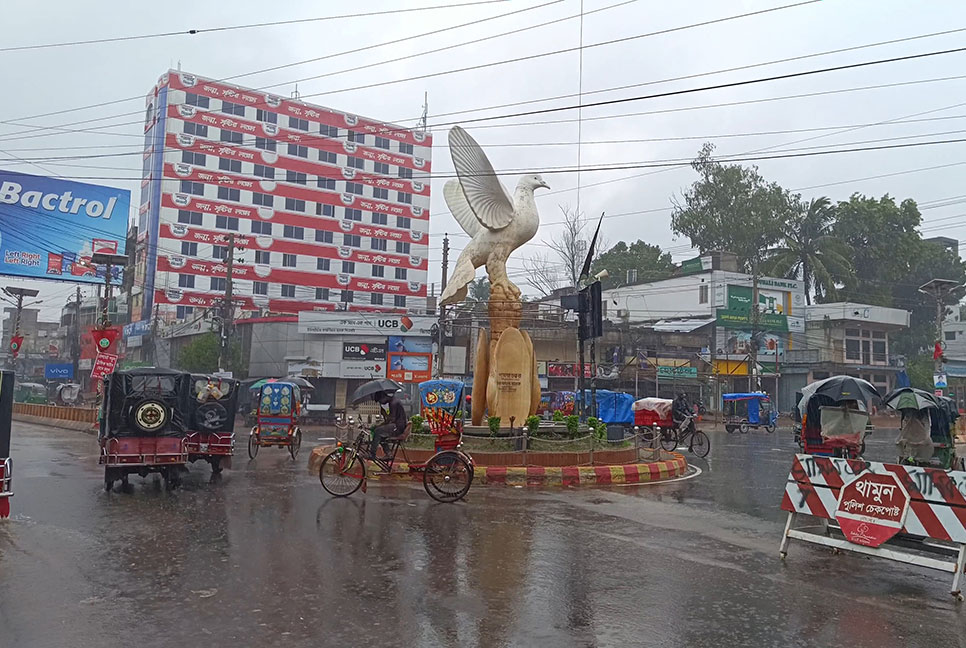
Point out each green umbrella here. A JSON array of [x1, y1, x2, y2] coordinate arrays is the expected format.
[[884, 388, 937, 411], [248, 378, 279, 391]]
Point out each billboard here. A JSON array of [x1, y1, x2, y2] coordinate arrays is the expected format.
[[387, 352, 432, 383], [0, 170, 129, 284], [387, 336, 433, 354], [298, 312, 435, 337], [342, 342, 386, 360]]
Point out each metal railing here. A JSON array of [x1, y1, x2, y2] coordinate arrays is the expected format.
[[0, 457, 11, 497]]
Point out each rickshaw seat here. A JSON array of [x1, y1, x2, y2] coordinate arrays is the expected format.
[[388, 422, 412, 443]]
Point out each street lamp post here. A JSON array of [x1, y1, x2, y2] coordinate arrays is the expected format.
[[90, 253, 129, 328], [918, 278, 962, 396]]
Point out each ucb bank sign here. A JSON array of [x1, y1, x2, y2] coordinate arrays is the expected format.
[[298, 312, 436, 337], [342, 342, 387, 361]]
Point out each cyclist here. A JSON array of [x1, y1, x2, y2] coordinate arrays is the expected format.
[[672, 392, 695, 436], [370, 390, 408, 459]]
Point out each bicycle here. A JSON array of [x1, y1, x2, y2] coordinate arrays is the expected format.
[[658, 414, 710, 458]]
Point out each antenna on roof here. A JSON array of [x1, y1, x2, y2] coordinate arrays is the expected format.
[[418, 91, 428, 134], [177, 60, 182, 72], [291, 84, 301, 100]]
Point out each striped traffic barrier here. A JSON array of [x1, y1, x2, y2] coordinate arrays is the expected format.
[[779, 453, 966, 599]]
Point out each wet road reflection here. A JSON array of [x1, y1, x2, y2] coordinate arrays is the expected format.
[[0, 422, 962, 647]]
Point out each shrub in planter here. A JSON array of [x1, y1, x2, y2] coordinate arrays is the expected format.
[[525, 415, 541, 434], [409, 414, 424, 433], [487, 416, 501, 435], [564, 414, 580, 436], [552, 410, 564, 422]]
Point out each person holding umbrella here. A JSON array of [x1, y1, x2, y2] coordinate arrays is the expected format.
[[349, 379, 408, 459]]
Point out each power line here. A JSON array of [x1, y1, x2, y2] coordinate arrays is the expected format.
[[0, 0, 509, 53]]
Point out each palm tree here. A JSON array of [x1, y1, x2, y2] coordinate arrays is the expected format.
[[467, 277, 490, 302], [763, 197, 851, 304]]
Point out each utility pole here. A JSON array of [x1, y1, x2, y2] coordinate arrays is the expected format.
[[73, 286, 82, 379], [436, 234, 449, 378], [149, 303, 160, 366], [91, 253, 129, 329], [218, 233, 240, 373], [750, 267, 761, 392], [919, 278, 961, 395], [4, 287, 40, 379]]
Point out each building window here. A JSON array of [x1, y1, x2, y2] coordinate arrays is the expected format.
[[178, 209, 203, 225], [396, 242, 411, 254], [375, 136, 390, 150], [341, 290, 354, 303], [217, 187, 240, 202], [371, 239, 387, 251], [317, 177, 336, 190], [212, 245, 228, 260], [371, 293, 383, 305], [395, 268, 407, 280], [399, 142, 414, 155], [281, 284, 296, 298], [947, 331, 957, 341], [282, 253, 297, 267], [372, 212, 387, 225], [872, 339, 887, 364], [347, 156, 365, 170], [320, 124, 339, 138], [184, 122, 208, 137], [288, 143, 308, 158], [178, 274, 195, 288], [252, 193, 274, 207], [180, 242, 198, 256], [253, 164, 275, 179], [215, 215, 239, 231], [699, 284, 709, 304], [221, 100, 245, 116], [372, 265, 384, 277], [219, 157, 242, 173], [254, 250, 271, 264], [845, 338, 860, 362], [345, 182, 364, 195], [347, 130, 364, 144], [319, 150, 337, 165], [344, 234, 361, 248], [176, 306, 194, 319], [255, 136, 276, 152], [182, 151, 206, 166], [256, 109, 277, 124], [397, 191, 412, 204], [316, 203, 334, 217], [316, 288, 329, 300], [397, 166, 413, 179], [373, 188, 388, 200], [285, 198, 306, 212], [396, 216, 411, 229], [180, 180, 204, 196], [344, 208, 362, 221], [342, 261, 355, 274], [283, 225, 304, 240], [316, 230, 333, 243], [210, 277, 227, 292], [373, 162, 390, 175], [289, 116, 309, 131], [253, 281, 268, 295], [286, 170, 307, 185], [185, 93, 210, 109], [220, 129, 243, 144], [317, 258, 330, 271], [394, 295, 407, 307]]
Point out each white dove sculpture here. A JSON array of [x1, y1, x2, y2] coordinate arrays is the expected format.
[[439, 126, 549, 306]]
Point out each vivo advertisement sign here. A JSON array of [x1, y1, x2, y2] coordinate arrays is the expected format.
[[0, 170, 129, 284], [45, 363, 74, 380]]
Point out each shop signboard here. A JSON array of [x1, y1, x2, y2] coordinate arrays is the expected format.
[[387, 352, 432, 383], [656, 366, 698, 378]]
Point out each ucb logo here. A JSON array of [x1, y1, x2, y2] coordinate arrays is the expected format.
[[378, 319, 399, 329]]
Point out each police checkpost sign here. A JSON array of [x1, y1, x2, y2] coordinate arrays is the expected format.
[[779, 454, 966, 599], [0, 170, 129, 283]]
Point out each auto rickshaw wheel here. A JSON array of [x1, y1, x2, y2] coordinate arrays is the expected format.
[[739, 423, 750, 434], [210, 456, 222, 474], [725, 424, 736, 434], [289, 428, 302, 460], [248, 432, 259, 459], [195, 402, 228, 431], [104, 468, 115, 492], [129, 398, 171, 434], [765, 424, 776, 434], [423, 451, 472, 503]]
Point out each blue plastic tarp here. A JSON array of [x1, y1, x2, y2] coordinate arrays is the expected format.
[[576, 389, 634, 424]]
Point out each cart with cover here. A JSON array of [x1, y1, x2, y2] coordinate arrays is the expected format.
[[723, 392, 777, 434]]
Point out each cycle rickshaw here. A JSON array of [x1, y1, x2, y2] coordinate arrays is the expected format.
[[798, 375, 880, 458], [318, 378, 474, 503], [248, 380, 303, 460], [885, 387, 959, 469]]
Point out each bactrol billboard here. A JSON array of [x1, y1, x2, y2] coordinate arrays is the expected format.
[[0, 170, 129, 284]]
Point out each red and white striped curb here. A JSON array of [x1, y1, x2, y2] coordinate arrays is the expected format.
[[781, 453, 966, 543]]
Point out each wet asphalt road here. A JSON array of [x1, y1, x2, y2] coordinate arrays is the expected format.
[[1, 422, 964, 648]]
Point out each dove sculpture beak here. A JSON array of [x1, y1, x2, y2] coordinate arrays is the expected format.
[[537, 180, 550, 190]]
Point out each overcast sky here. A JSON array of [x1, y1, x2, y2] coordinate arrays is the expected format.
[[2, 0, 966, 320]]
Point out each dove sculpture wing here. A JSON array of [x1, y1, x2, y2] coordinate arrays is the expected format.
[[448, 125, 515, 230], [443, 179, 481, 238]]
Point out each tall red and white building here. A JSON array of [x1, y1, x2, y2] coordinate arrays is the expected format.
[[134, 70, 431, 323]]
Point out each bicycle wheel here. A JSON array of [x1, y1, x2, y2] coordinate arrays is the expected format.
[[423, 451, 472, 503], [319, 449, 366, 497], [638, 426, 657, 446], [289, 428, 302, 460], [659, 429, 679, 452], [247, 433, 259, 459], [690, 431, 711, 458]]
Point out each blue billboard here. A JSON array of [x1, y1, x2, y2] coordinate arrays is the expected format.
[[44, 363, 74, 380], [0, 169, 129, 284]]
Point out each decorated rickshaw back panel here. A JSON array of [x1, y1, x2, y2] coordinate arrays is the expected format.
[[419, 380, 464, 437]]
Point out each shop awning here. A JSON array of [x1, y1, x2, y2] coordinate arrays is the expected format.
[[650, 318, 715, 333]]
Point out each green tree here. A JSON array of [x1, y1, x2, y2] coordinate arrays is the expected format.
[[905, 353, 935, 391], [591, 240, 674, 289], [176, 332, 246, 375], [763, 197, 851, 304], [467, 277, 490, 302], [671, 143, 793, 272], [831, 194, 923, 306]]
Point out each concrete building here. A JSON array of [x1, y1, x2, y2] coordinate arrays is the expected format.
[[1, 308, 65, 380], [134, 70, 432, 325]]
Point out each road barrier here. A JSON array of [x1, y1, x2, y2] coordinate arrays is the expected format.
[[13, 403, 97, 424], [779, 453, 966, 599]]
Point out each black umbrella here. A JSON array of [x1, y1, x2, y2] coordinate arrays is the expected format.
[[350, 378, 402, 405], [283, 376, 314, 389], [799, 375, 880, 415]]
